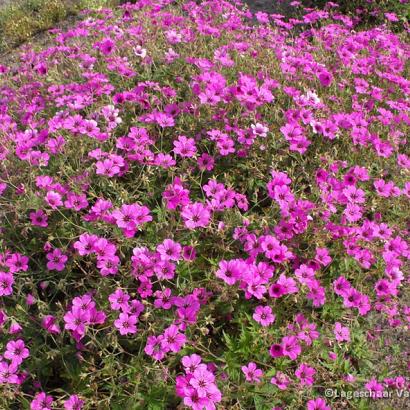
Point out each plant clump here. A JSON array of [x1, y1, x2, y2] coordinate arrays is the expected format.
[[0, 0, 409, 409]]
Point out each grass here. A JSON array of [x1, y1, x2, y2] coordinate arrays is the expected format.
[[0, 0, 120, 53]]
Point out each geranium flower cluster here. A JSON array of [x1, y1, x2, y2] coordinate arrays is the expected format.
[[63, 294, 106, 341], [176, 354, 222, 410], [0, 0, 408, 408]]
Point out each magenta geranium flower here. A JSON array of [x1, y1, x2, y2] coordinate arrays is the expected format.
[[241, 362, 263, 383], [365, 378, 384, 399], [46, 248, 68, 271], [189, 366, 216, 398], [295, 363, 316, 386], [161, 324, 186, 353], [281, 335, 301, 360], [173, 135, 197, 158], [157, 239, 182, 261], [181, 354, 202, 374], [45, 191, 63, 209], [30, 392, 54, 410], [64, 395, 84, 410], [114, 313, 138, 335], [108, 289, 130, 311], [0, 1, 408, 408], [0, 272, 14, 296], [63, 307, 90, 335], [144, 335, 166, 361], [111, 203, 152, 236], [0, 361, 20, 384], [4, 339, 30, 365], [73, 233, 98, 256], [270, 371, 290, 390], [334, 322, 350, 342], [269, 343, 284, 358], [253, 305, 275, 327], [181, 202, 211, 229], [30, 210, 48, 227], [306, 398, 331, 410]]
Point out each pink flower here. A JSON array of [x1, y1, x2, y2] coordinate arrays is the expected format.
[[30, 210, 48, 227], [41, 315, 61, 334], [374, 279, 397, 298], [45, 191, 63, 209], [241, 362, 263, 383], [73, 233, 98, 256], [216, 136, 235, 156], [154, 288, 173, 310], [96, 159, 120, 177], [6, 253, 29, 272], [154, 260, 176, 280], [253, 305, 275, 327], [190, 366, 215, 398], [0, 272, 14, 296], [64, 193, 88, 211], [295, 363, 316, 386], [295, 264, 315, 285], [30, 392, 54, 410], [343, 186, 366, 204], [109, 289, 130, 311], [306, 398, 331, 410], [4, 339, 30, 365], [343, 203, 363, 223], [0, 361, 19, 384], [114, 313, 138, 335], [182, 245, 196, 261], [270, 371, 290, 390], [181, 202, 211, 229], [334, 322, 350, 342], [197, 153, 215, 171], [269, 343, 284, 358], [251, 123, 269, 138], [46, 248, 68, 271], [157, 239, 182, 261], [315, 248, 331, 266], [64, 307, 90, 335], [145, 335, 166, 360], [215, 259, 242, 285], [173, 135, 197, 158], [365, 378, 384, 399], [181, 354, 202, 374], [97, 256, 119, 276], [64, 395, 84, 410], [111, 205, 137, 229], [317, 70, 333, 87], [154, 112, 175, 128], [111, 203, 152, 236], [269, 283, 286, 298], [96, 37, 115, 55], [306, 280, 326, 307], [161, 324, 186, 353], [281, 335, 301, 360], [333, 276, 351, 297], [384, 12, 399, 22], [133, 45, 147, 58]]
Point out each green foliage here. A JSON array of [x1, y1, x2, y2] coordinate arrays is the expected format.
[[0, 0, 120, 53]]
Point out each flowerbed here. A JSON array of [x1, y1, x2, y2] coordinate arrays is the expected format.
[[0, 0, 409, 409]]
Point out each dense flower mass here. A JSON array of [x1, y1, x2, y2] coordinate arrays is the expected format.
[[0, 0, 409, 408]]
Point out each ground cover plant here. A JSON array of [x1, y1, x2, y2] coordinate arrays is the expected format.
[[0, 0, 409, 408]]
